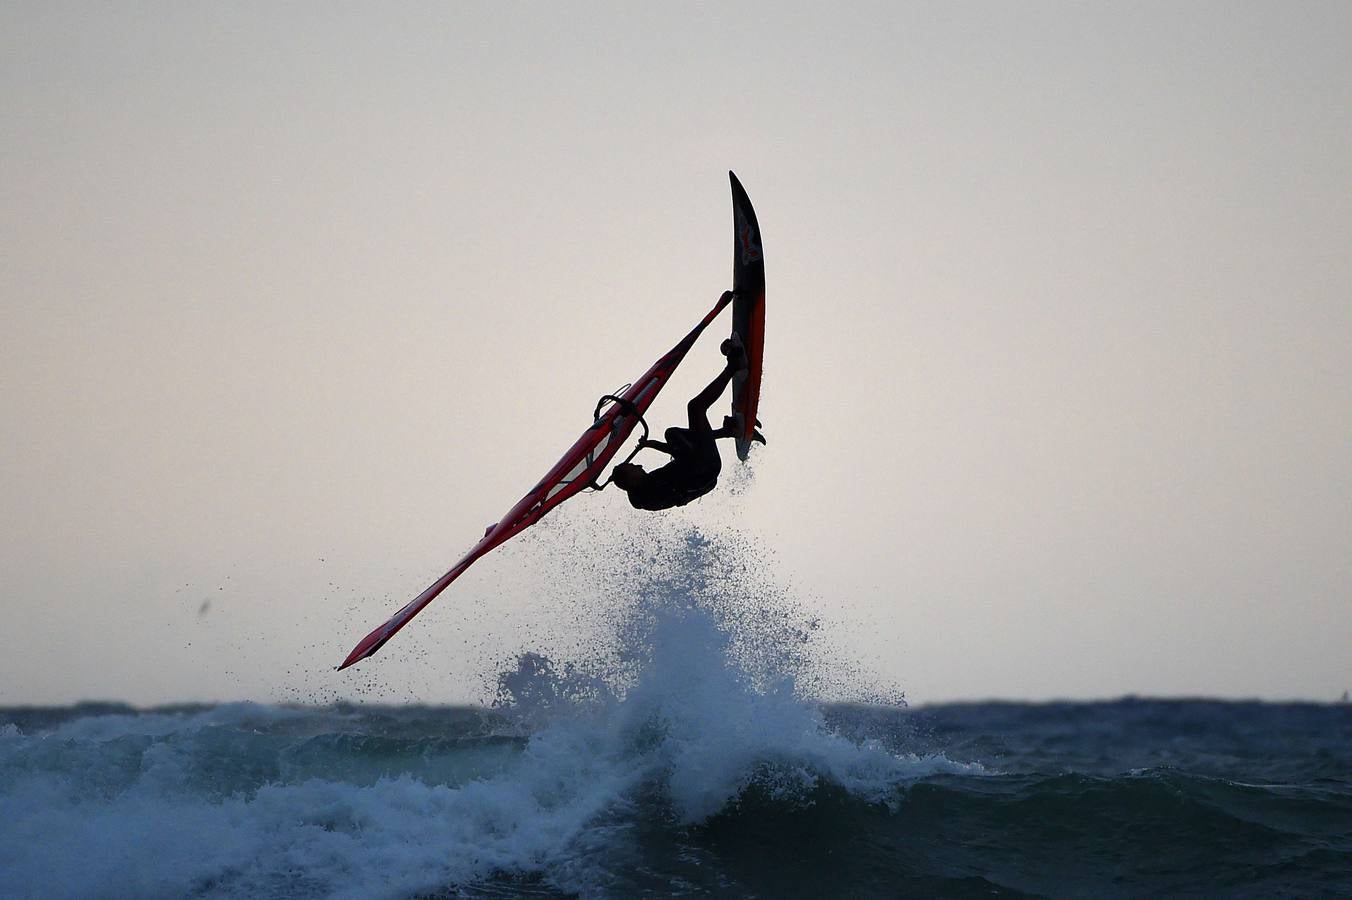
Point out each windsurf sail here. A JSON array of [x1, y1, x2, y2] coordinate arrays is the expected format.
[[338, 291, 734, 670], [728, 171, 766, 461]]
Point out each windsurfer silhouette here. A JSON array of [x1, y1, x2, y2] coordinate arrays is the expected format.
[[611, 336, 764, 511]]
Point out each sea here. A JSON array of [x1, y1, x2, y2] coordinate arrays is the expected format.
[[3, 529, 1350, 898]]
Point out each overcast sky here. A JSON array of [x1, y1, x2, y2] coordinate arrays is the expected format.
[[3, 2, 1350, 707]]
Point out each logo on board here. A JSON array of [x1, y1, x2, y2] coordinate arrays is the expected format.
[[736, 208, 762, 265]]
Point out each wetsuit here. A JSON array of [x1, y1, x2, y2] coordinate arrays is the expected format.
[[623, 423, 723, 510]]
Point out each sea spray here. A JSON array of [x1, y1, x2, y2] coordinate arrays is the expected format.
[[498, 509, 906, 709], [490, 524, 970, 827]]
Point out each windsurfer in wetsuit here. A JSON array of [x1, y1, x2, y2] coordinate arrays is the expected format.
[[611, 339, 764, 511]]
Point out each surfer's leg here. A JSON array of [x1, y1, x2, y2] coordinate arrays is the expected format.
[[687, 362, 737, 430], [714, 414, 766, 444], [664, 427, 696, 455]]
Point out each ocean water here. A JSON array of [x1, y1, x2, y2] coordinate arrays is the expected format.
[[3, 531, 1350, 898]]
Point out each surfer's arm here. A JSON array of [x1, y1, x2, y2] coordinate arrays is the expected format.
[[638, 438, 674, 456]]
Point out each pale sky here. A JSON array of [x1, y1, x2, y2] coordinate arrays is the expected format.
[[3, 2, 1350, 707]]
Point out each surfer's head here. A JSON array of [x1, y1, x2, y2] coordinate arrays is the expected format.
[[611, 463, 646, 491]]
